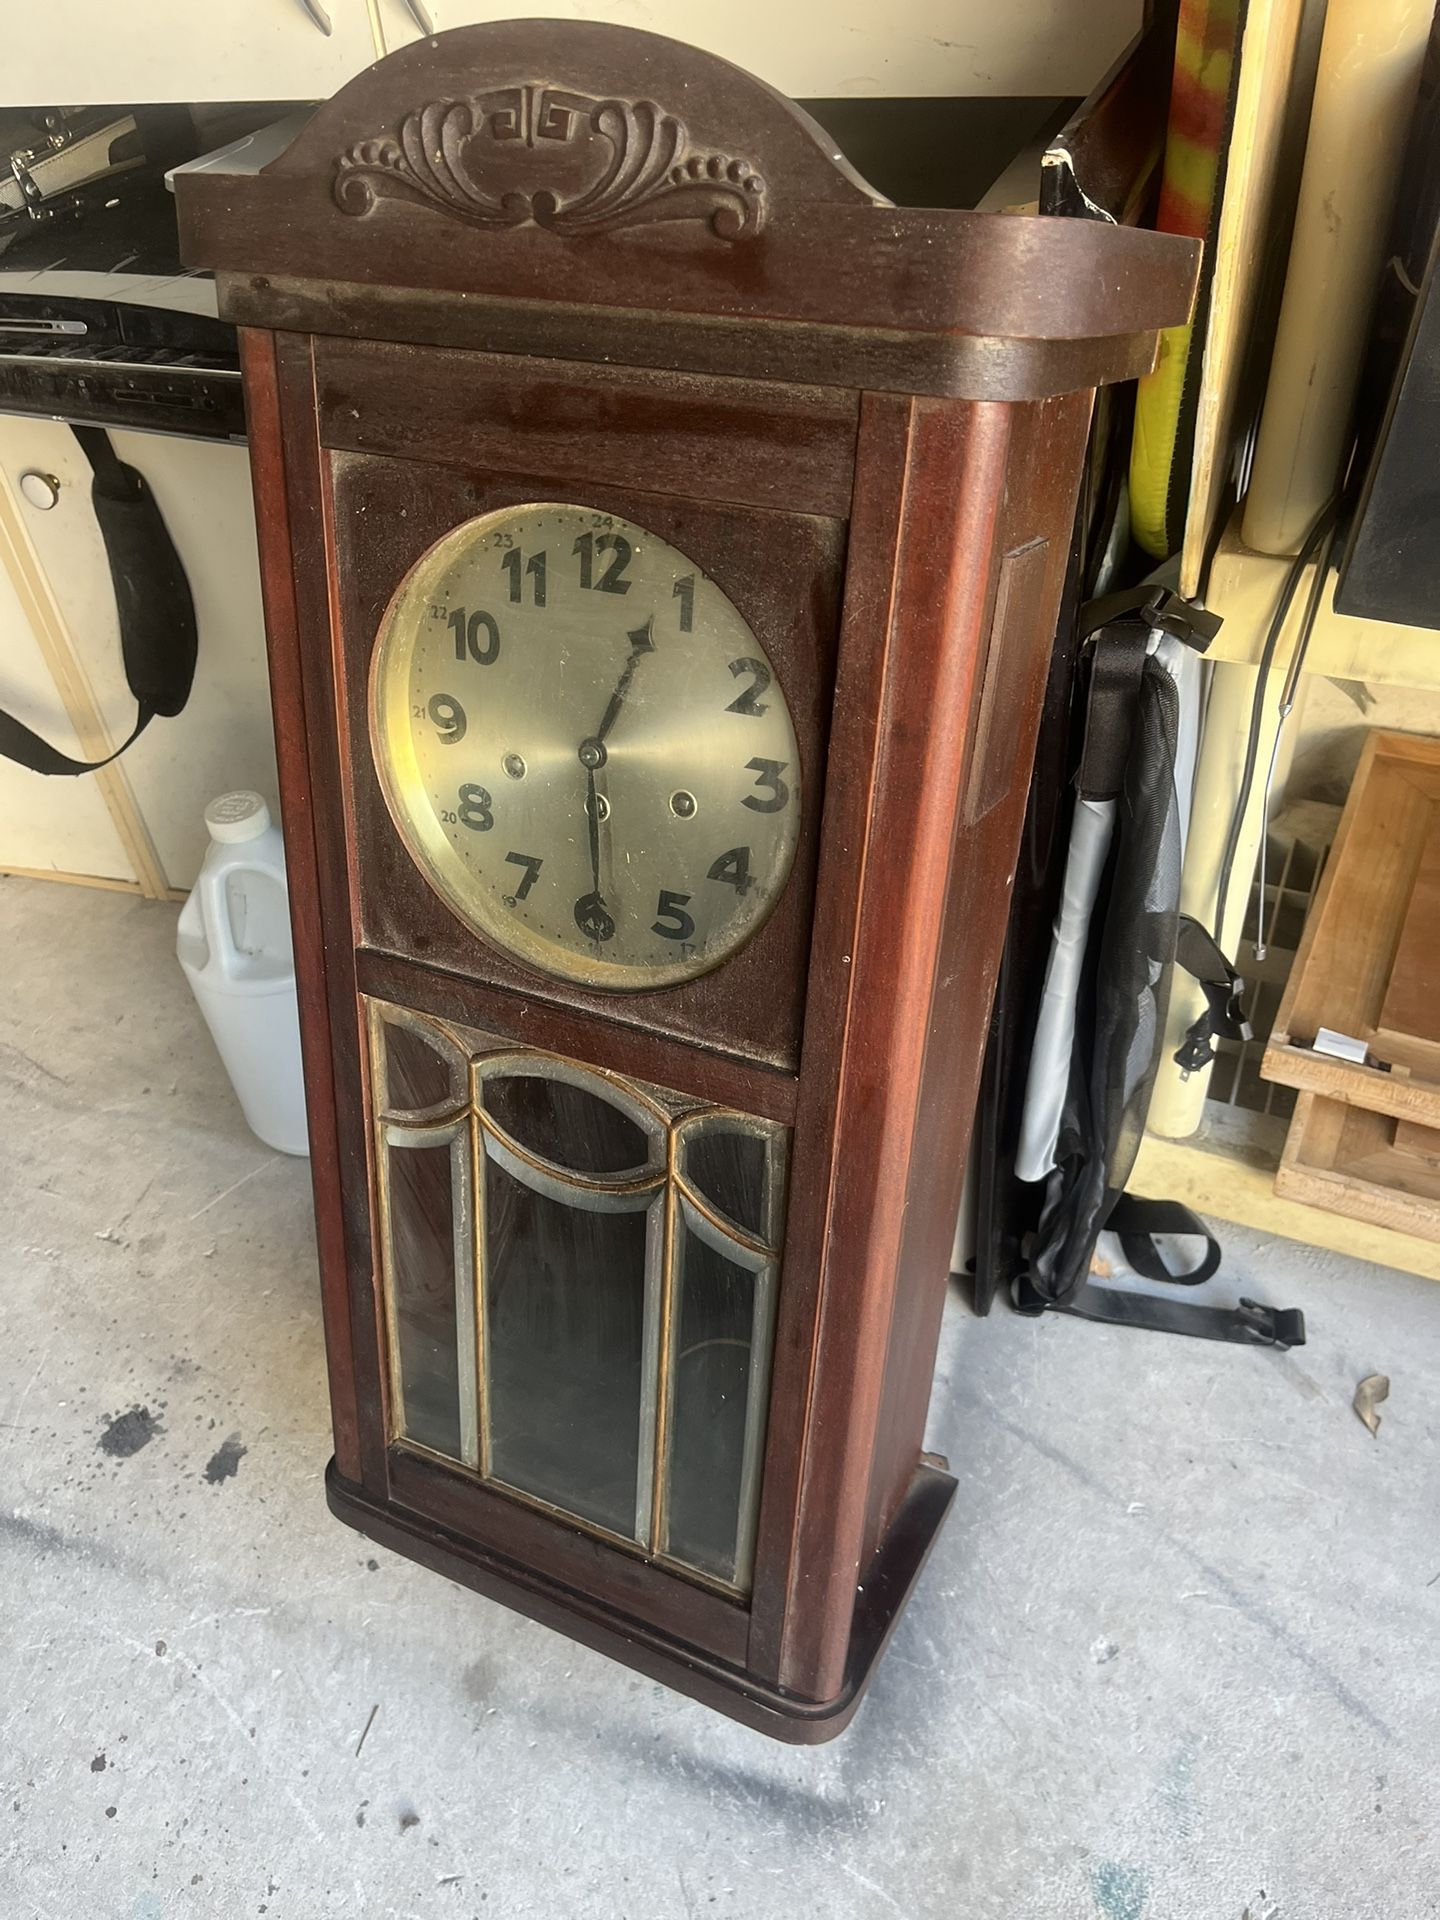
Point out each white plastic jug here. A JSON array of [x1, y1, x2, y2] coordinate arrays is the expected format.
[[177, 791, 308, 1157]]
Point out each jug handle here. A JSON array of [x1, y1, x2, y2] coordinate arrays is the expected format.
[[196, 858, 249, 980]]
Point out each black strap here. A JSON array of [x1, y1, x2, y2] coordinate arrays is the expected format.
[[0, 426, 197, 775], [1109, 1193, 1223, 1286], [1075, 587, 1222, 803], [0, 697, 148, 778], [1014, 1195, 1305, 1349], [1077, 624, 1147, 800], [1049, 1282, 1306, 1349], [1079, 582, 1223, 647], [989, 582, 1295, 1350], [1172, 913, 1253, 1074]]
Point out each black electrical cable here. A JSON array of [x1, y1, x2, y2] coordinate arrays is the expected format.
[[1212, 499, 1338, 944], [1252, 515, 1340, 959], [1276, 514, 1340, 713]]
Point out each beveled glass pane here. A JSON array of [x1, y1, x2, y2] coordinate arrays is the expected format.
[[386, 1133, 466, 1460], [663, 1223, 768, 1588], [483, 1070, 652, 1175], [483, 1150, 654, 1539], [680, 1121, 770, 1239], [378, 1012, 464, 1116]]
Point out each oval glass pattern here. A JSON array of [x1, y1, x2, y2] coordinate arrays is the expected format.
[[370, 503, 802, 990]]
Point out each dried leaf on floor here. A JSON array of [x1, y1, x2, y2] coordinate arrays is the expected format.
[[1353, 1373, 1390, 1438]]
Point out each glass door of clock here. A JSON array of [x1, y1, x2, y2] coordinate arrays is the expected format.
[[368, 997, 786, 1595]]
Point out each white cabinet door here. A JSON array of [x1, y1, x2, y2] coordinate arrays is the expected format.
[[0, 545, 135, 885], [373, 1, 1143, 99], [0, 418, 278, 893], [3, 0, 379, 109]]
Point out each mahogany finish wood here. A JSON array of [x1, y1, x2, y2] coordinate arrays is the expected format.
[[174, 20, 1195, 404], [386, 1445, 751, 1663], [327, 1457, 955, 1743], [314, 338, 860, 518], [218, 271, 1180, 410], [355, 949, 798, 1126], [180, 20, 1198, 1741], [237, 327, 362, 1485]]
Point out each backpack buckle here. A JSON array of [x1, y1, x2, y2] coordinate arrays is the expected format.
[[1236, 1298, 1306, 1350]]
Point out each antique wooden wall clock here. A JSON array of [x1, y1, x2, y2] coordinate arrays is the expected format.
[[178, 22, 1196, 1740]]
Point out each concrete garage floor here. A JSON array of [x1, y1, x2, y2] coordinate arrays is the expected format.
[[1, 875, 1438, 1920]]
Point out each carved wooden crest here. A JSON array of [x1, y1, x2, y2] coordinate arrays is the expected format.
[[333, 86, 767, 240]]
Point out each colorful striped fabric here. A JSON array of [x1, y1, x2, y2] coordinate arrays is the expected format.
[[1131, 0, 1241, 559]]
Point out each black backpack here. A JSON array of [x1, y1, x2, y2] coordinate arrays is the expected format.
[[971, 584, 1306, 1352]]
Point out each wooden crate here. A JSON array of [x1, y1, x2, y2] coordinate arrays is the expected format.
[[1263, 729, 1440, 1127], [1277, 1093, 1440, 1241]]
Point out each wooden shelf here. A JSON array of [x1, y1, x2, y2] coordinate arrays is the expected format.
[[1204, 509, 1440, 690]]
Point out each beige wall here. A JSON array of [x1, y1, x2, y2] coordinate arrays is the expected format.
[[5, 0, 1145, 105]]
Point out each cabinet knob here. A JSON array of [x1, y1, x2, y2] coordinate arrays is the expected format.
[[18, 470, 61, 510]]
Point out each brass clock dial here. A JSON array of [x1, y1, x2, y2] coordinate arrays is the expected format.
[[371, 502, 801, 990]]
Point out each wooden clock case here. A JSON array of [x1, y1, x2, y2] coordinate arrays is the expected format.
[[177, 22, 1197, 1741]]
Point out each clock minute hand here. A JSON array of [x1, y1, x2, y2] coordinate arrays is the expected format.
[[586, 765, 602, 899], [593, 616, 655, 747], [576, 762, 617, 946], [575, 616, 652, 947]]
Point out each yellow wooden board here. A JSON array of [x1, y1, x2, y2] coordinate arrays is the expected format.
[[1202, 511, 1440, 686], [1179, 0, 1312, 598], [1132, 1125, 1440, 1281]]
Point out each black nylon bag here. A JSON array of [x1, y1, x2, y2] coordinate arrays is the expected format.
[[1015, 633, 1304, 1351], [1027, 653, 1182, 1302]]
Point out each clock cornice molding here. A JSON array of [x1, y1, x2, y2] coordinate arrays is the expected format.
[[176, 18, 1200, 405]]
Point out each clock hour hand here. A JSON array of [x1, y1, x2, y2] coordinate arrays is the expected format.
[[592, 615, 655, 747]]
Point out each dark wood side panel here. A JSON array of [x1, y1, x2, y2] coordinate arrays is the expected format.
[[744, 390, 916, 1689], [272, 331, 393, 1493], [756, 394, 1034, 1702], [238, 327, 362, 1484], [314, 337, 859, 518], [862, 391, 1094, 1563]]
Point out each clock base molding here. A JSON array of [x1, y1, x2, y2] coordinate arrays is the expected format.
[[325, 1456, 957, 1745]]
